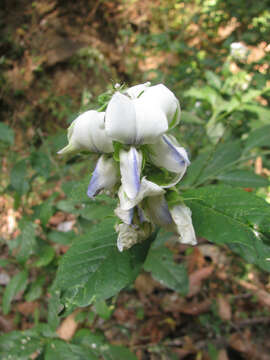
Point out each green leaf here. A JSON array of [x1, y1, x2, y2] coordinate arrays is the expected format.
[[181, 140, 242, 187], [244, 125, 270, 152], [31, 151, 51, 178], [78, 203, 114, 221], [2, 270, 28, 315], [55, 219, 153, 309], [0, 123, 14, 145], [185, 86, 225, 109], [10, 160, 30, 195], [181, 111, 204, 125], [104, 346, 137, 360], [72, 329, 137, 360], [217, 170, 270, 188], [33, 195, 56, 227], [94, 300, 113, 320], [240, 104, 270, 124], [45, 339, 99, 360], [14, 220, 37, 263], [144, 232, 189, 295], [34, 244, 55, 267], [0, 329, 44, 360], [25, 276, 45, 302], [0, 259, 10, 267], [183, 185, 270, 271], [48, 230, 76, 245], [205, 70, 221, 90]]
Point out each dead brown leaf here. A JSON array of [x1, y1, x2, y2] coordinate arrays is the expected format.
[[17, 302, 39, 316], [134, 273, 159, 295], [188, 266, 214, 297], [217, 295, 232, 321], [56, 310, 80, 341]]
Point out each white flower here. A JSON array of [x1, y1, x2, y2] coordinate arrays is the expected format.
[[58, 110, 113, 155], [146, 196, 197, 246], [87, 155, 118, 198], [230, 42, 248, 60], [148, 134, 190, 181], [105, 84, 180, 145]]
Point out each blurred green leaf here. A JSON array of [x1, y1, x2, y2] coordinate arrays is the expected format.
[[144, 232, 189, 295], [2, 270, 28, 315], [181, 111, 204, 125], [45, 339, 98, 360], [0, 329, 44, 360], [15, 220, 37, 263], [31, 151, 51, 179], [217, 169, 270, 188], [48, 230, 76, 245], [25, 276, 45, 302], [10, 159, 30, 195], [35, 244, 55, 267], [94, 300, 113, 320], [0, 123, 14, 145], [244, 125, 270, 152], [205, 70, 221, 90]]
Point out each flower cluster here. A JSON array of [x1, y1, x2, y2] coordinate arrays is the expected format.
[[58, 82, 196, 251], [230, 42, 248, 61]]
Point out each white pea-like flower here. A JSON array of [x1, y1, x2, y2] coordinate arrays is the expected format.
[[58, 110, 113, 155], [105, 84, 180, 145]]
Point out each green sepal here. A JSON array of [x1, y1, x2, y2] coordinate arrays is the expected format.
[[113, 141, 124, 162], [166, 189, 184, 209]]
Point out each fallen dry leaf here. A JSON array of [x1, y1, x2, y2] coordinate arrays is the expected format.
[[56, 310, 80, 341], [180, 299, 212, 315], [236, 279, 270, 308], [188, 266, 214, 297], [217, 295, 232, 321], [218, 349, 229, 360]]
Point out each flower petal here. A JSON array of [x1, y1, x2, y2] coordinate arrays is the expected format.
[[119, 147, 142, 200], [146, 195, 173, 228], [140, 84, 181, 128], [170, 205, 197, 245], [114, 206, 134, 225], [132, 97, 168, 144], [87, 155, 118, 198], [105, 92, 137, 144], [148, 135, 190, 179], [58, 110, 113, 154], [125, 82, 151, 99], [119, 177, 165, 210]]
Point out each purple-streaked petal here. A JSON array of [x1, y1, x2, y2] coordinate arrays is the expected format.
[[87, 156, 118, 198], [146, 195, 173, 228], [119, 147, 142, 199], [148, 135, 190, 180]]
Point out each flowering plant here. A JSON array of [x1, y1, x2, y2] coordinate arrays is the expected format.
[[58, 82, 196, 252]]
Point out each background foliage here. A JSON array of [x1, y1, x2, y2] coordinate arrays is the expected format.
[[0, 0, 270, 359]]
